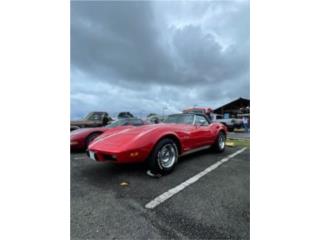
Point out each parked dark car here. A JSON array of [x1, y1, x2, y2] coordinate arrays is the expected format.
[[146, 114, 163, 124], [71, 112, 112, 130], [117, 112, 134, 119]]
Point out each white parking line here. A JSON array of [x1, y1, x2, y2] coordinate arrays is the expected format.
[[145, 147, 247, 209]]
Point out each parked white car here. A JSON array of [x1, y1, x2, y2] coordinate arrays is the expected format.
[[212, 115, 243, 131]]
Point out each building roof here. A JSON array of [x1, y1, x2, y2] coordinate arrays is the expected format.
[[214, 97, 250, 114]]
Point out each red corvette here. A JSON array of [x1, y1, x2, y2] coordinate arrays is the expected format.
[[88, 113, 227, 174], [70, 118, 146, 151]]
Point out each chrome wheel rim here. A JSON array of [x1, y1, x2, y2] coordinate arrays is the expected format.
[[218, 134, 225, 150], [157, 144, 177, 169]]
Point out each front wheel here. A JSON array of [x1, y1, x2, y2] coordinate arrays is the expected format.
[[147, 138, 178, 175], [212, 131, 226, 152]]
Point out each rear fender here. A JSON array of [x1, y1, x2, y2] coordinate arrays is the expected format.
[[215, 124, 227, 138]]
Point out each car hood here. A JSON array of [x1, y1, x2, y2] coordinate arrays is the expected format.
[[71, 120, 91, 125], [88, 123, 189, 152], [70, 128, 92, 136], [70, 127, 106, 136]]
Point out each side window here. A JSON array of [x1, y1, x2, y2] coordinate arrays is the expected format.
[[92, 114, 100, 120], [184, 115, 194, 124], [195, 115, 209, 126]]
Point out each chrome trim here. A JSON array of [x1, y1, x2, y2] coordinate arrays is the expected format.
[[218, 134, 225, 150], [157, 143, 177, 169], [192, 115, 196, 125], [180, 145, 211, 157]]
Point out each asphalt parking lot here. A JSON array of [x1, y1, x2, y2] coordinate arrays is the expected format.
[[71, 144, 250, 240]]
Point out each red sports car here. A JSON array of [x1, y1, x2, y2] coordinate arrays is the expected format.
[[88, 113, 227, 174], [70, 118, 146, 151]]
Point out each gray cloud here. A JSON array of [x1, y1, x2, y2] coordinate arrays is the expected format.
[[71, 0, 249, 119]]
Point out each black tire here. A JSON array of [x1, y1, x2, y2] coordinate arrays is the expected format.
[[212, 131, 226, 153], [228, 126, 234, 132], [102, 117, 109, 125], [85, 132, 101, 149], [147, 138, 178, 175]]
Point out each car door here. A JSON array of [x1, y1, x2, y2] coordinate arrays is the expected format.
[[189, 115, 213, 147]]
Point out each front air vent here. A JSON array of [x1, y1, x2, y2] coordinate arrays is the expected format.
[[104, 154, 116, 161]]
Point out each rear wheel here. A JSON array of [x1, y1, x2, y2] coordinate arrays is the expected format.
[[85, 132, 101, 149], [212, 131, 226, 152], [147, 138, 178, 175]]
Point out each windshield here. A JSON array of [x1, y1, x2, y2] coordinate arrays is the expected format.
[[106, 119, 128, 128], [85, 113, 104, 121], [163, 114, 194, 124], [183, 109, 204, 114]]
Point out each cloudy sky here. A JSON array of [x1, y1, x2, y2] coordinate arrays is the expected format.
[[71, 0, 249, 119]]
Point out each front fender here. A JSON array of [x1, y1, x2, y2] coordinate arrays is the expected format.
[[129, 129, 182, 159]]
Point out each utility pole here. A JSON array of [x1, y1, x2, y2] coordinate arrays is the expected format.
[[162, 106, 168, 118]]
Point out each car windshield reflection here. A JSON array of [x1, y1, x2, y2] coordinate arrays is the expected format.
[[106, 119, 128, 128], [163, 114, 194, 125]]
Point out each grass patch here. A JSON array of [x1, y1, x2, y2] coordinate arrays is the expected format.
[[226, 139, 250, 148], [234, 128, 246, 132]]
